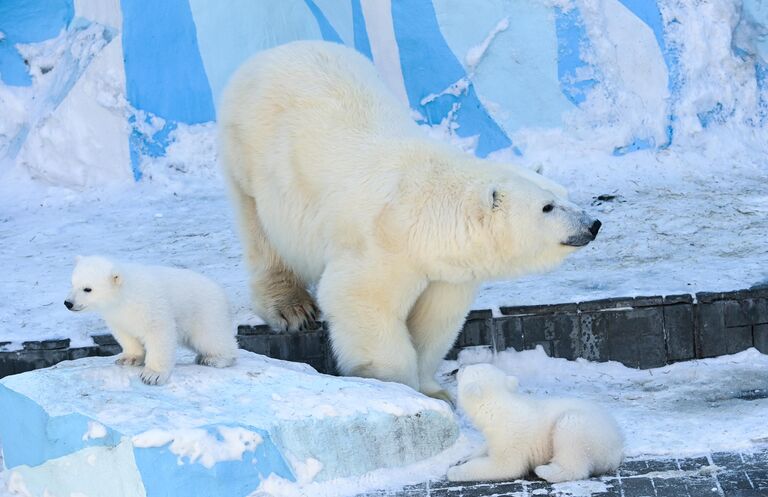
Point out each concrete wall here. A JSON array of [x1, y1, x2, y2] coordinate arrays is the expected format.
[[1, 0, 767, 185]]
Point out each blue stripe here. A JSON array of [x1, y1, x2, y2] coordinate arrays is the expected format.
[[554, 6, 597, 106], [304, 0, 344, 44], [351, 0, 372, 59], [0, 0, 74, 86], [391, 0, 512, 158]]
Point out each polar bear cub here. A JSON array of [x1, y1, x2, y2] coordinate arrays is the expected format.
[[448, 364, 623, 483], [65, 256, 238, 385]]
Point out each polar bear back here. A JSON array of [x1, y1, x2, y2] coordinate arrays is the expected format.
[[118, 263, 229, 327], [218, 41, 451, 280]]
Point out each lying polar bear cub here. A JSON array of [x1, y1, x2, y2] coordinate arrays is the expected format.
[[448, 364, 623, 483], [65, 256, 239, 385]]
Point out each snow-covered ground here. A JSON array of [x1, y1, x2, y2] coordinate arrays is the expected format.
[[1, 121, 766, 348], [2, 348, 765, 497]]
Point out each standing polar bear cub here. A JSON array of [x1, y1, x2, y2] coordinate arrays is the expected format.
[[448, 364, 624, 483], [65, 256, 238, 385], [219, 41, 601, 398]]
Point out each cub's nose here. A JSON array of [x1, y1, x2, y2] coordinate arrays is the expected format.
[[64, 300, 74, 310], [589, 220, 602, 238]]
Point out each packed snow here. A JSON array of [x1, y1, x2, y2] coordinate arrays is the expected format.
[[244, 347, 768, 497]]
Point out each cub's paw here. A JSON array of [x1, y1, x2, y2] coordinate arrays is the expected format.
[[115, 354, 144, 366], [139, 367, 171, 386], [196, 354, 236, 368], [534, 463, 573, 483]]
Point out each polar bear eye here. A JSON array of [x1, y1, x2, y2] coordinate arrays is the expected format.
[[542, 203, 554, 213], [83, 288, 92, 293], [491, 190, 502, 210]]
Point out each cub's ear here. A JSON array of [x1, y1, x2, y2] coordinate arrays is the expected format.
[[506, 376, 519, 392], [110, 268, 122, 287], [74, 255, 83, 264]]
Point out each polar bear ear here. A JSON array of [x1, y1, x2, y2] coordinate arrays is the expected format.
[[74, 255, 83, 264], [506, 376, 519, 392]]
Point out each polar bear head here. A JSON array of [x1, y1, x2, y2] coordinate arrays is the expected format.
[[64, 255, 123, 312], [410, 159, 601, 282], [456, 363, 519, 403]]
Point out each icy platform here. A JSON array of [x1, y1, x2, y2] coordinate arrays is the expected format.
[[0, 351, 458, 497]]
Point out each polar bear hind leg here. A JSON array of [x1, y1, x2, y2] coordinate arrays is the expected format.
[[535, 411, 593, 483]]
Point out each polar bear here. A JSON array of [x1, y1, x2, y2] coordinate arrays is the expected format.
[[64, 256, 238, 385], [448, 364, 623, 483], [218, 41, 601, 398]]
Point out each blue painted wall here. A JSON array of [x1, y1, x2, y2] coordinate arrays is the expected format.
[[0, 0, 73, 86]]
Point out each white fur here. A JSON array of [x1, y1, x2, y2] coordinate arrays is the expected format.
[[448, 364, 624, 483], [218, 41, 599, 397], [65, 256, 238, 385]]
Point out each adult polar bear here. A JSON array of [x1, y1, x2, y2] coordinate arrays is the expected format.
[[219, 41, 601, 399]]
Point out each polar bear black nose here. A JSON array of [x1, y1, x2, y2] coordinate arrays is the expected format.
[[64, 300, 74, 310], [589, 220, 602, 238]]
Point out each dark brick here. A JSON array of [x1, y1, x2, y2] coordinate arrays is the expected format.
[[652, 476, 692, 497], [620, 459, 650, 477], [678, 456, 711, 472], [631, 296, 665, 307], [712, 452, 744, 468], [22, 339, 70, 350], [717, 471, 755, 492], [726, 326, 754, 354], [237, 324, 273, 336], [499, 302, 578, 316], [466, 309, 493, 320], [619, 476, 656, 496], [697, 302, 728, 358], [698, 289, 754, 303], [91, 334, 118, 346], [664, 303, 696, 361], [520, 313, 580, 360], [724, 299, 768, 328], [754, 324, 768, 354], [68, 346, 102, 361], [665, 294, 695, 305], [723, 490, 768, 497], [579, 312, 608, 362], [494, 317, 524, 353], [683, 475, 721, 496], [578, 297, 636, 312], [597, 307, 666, 368], [745, 469, 768, 489], [447, 317, 494, 360], [645, 458, 679, 473]]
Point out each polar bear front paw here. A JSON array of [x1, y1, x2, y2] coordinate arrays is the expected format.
[[140, 367, 171, 385], [115, 354, 144, 366]]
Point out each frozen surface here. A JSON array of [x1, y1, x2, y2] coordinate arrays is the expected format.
[[0, 351, 457, 496], [240, 347, 768, 497]]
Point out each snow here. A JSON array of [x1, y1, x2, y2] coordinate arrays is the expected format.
[[237, 347, 768, 497], [464, 17, 510, 72]]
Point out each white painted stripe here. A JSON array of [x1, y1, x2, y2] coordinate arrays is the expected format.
[[360, 0, 410, 106]]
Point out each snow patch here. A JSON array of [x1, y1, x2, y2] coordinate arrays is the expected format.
[[132, 426, 263, 469], [82, 421, 107, 441], [464, 17, 510, 72]]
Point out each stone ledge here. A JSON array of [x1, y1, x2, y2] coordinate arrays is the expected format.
[[2, 288, 767, 378]]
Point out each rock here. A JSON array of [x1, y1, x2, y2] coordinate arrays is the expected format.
[[0, 351, 458, 497]]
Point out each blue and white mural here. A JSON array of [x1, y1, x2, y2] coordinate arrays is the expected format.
[[1, 0, 766, 184]]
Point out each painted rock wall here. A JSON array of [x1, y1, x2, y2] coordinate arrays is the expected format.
[[0, 0, 766, 186]]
